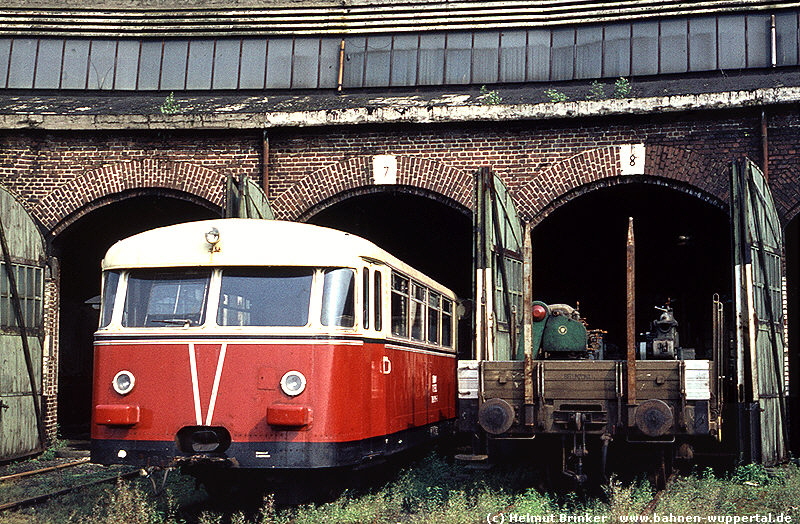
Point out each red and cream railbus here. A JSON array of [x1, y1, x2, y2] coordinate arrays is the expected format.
[[91, 219, 457, 479]]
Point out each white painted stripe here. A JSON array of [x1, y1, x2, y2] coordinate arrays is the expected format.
[[205, 343, 228, 426], [188, 343, 202, 425]]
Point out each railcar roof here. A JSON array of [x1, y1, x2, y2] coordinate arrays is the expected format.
[[101, 219, 453, 294]]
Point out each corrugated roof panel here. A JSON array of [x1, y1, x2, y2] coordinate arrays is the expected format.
[[391, 34, 419, 86], [551, 27, 574, 80], [186, 39, 214, 89], [88, 39, 117, 89], [265, 38, 292, 89], [499, 30, 526, 83], [343, 36, 366, 88], [213, 39, 241, 89], [137, 40, 162, 90], [318, 37, 340, 88], [161, 40, 189, 90], [418, 34, 445, 85], [747, 13, 770, 67], [60, 39, 90, 89], [718, 15, 746, 69], [114, 40, 140, 90], [775, 12, 798, 66], [631, 21, 658, 76], [526, 29, 550, 81], [0, 40, 10, 88], [34, 39, 63, 89], [472, 31, 499, 84], [689, 17, 716, 71], [364, 35, 392, 87], [292, 37, 321, 89], [660, 18, 687, 74], [445, 32, 471, 84], [602, 23, 630, 77], [7, 39, 36, 89], [239, 38, 267, 89], [575, 25, 602, 79]]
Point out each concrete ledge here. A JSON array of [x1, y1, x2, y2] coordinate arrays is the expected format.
[[1, 85, 799, 131]]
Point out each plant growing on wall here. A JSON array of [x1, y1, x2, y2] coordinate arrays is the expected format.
[[544, 88, 568, 102], [159, 92, 181, 115], [613, 77, 632, 98], [479, 85, 503, 105]]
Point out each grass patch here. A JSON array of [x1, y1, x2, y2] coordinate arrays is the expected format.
[[4, 456, 799, 523]]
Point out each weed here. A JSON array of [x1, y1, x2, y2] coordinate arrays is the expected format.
[[160, 92, 181, 115], [613, 77, 632, 98], [544, 88, 568, 102], [479, 85, 503, 105], [587, 80, 606, 100]]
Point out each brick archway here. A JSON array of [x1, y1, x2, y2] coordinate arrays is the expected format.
[[271, 156, 473, 220], [35, 160, 225, 233], [515, 145, 729, 223]]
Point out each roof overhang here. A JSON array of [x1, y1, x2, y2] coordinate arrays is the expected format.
[[2, 84, 800, 131]]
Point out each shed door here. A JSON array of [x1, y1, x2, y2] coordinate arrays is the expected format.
[[0, 187, 46, 460], [474, 167, 524, 361], [225, 174, 275, 219], [731, 158, 788, 465]]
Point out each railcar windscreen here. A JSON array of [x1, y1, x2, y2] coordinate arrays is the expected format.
[[320, 268, 356, 327], [218, 267, 314, 327], [99, 270, 120, 328], [122, 269, 211, 327]]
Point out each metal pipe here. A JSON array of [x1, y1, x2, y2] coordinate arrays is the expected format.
[[626, 217, 637, 415], [771, 14, 777, 68], [337, 39, 345, 92], [761, 111, 769, 181], [262, 130, 270, 199]]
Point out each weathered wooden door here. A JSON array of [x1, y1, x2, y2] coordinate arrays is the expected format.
[[731, 158, 788, 465], [474, 167, 524, 361], [225, 174, 275, 219], [0, 187, 46, 460]]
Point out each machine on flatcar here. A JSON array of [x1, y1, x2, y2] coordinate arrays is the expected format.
[[91, 219, 457, 496], [459, 162, 788, 484]]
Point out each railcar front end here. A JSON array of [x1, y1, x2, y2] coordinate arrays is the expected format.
[[90, 220, 457, 483]]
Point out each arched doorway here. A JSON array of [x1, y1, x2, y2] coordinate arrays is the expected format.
[[53, 192, 218, 438], [532, 182, 731, 361], [304, 188, 473, 357]]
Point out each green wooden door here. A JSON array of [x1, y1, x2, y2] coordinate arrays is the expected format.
[[731, 158, 788, 465], [474, 167, 524, 361], [0, 187, 46, 460], [225, 174, 275, 219]]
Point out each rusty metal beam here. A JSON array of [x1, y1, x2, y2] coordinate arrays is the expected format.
[[626, 217, 637, 415]]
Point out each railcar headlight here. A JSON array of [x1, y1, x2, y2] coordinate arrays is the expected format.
[[113, 370, 135, 395], [280, 371, 306, 396]]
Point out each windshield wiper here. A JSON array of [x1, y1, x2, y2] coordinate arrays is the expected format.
[[150, 318, 195, 327]]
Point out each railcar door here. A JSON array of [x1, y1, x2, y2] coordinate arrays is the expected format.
[[0, 186, 47, 460], [474, 167, 524, 361], [731, 158, 788, 465]]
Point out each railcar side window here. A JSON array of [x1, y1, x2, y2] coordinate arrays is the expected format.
[[442, 298, 453, 347], [410, 282, 426, 341], [321, 268, 355, 327], [427, 291, 440, 344], [391, 273, 409, 337], [99, 270, 120, 328], [362, 268, 370, 330], [123, 269, 211, 327], [218, 268, 313, 327], [374, 271, 382, 331]]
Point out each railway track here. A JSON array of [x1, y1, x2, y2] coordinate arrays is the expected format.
[[0, 456, 139, 513]]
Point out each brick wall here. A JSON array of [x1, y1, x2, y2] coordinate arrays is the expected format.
[[1, 106, 799, 441]]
